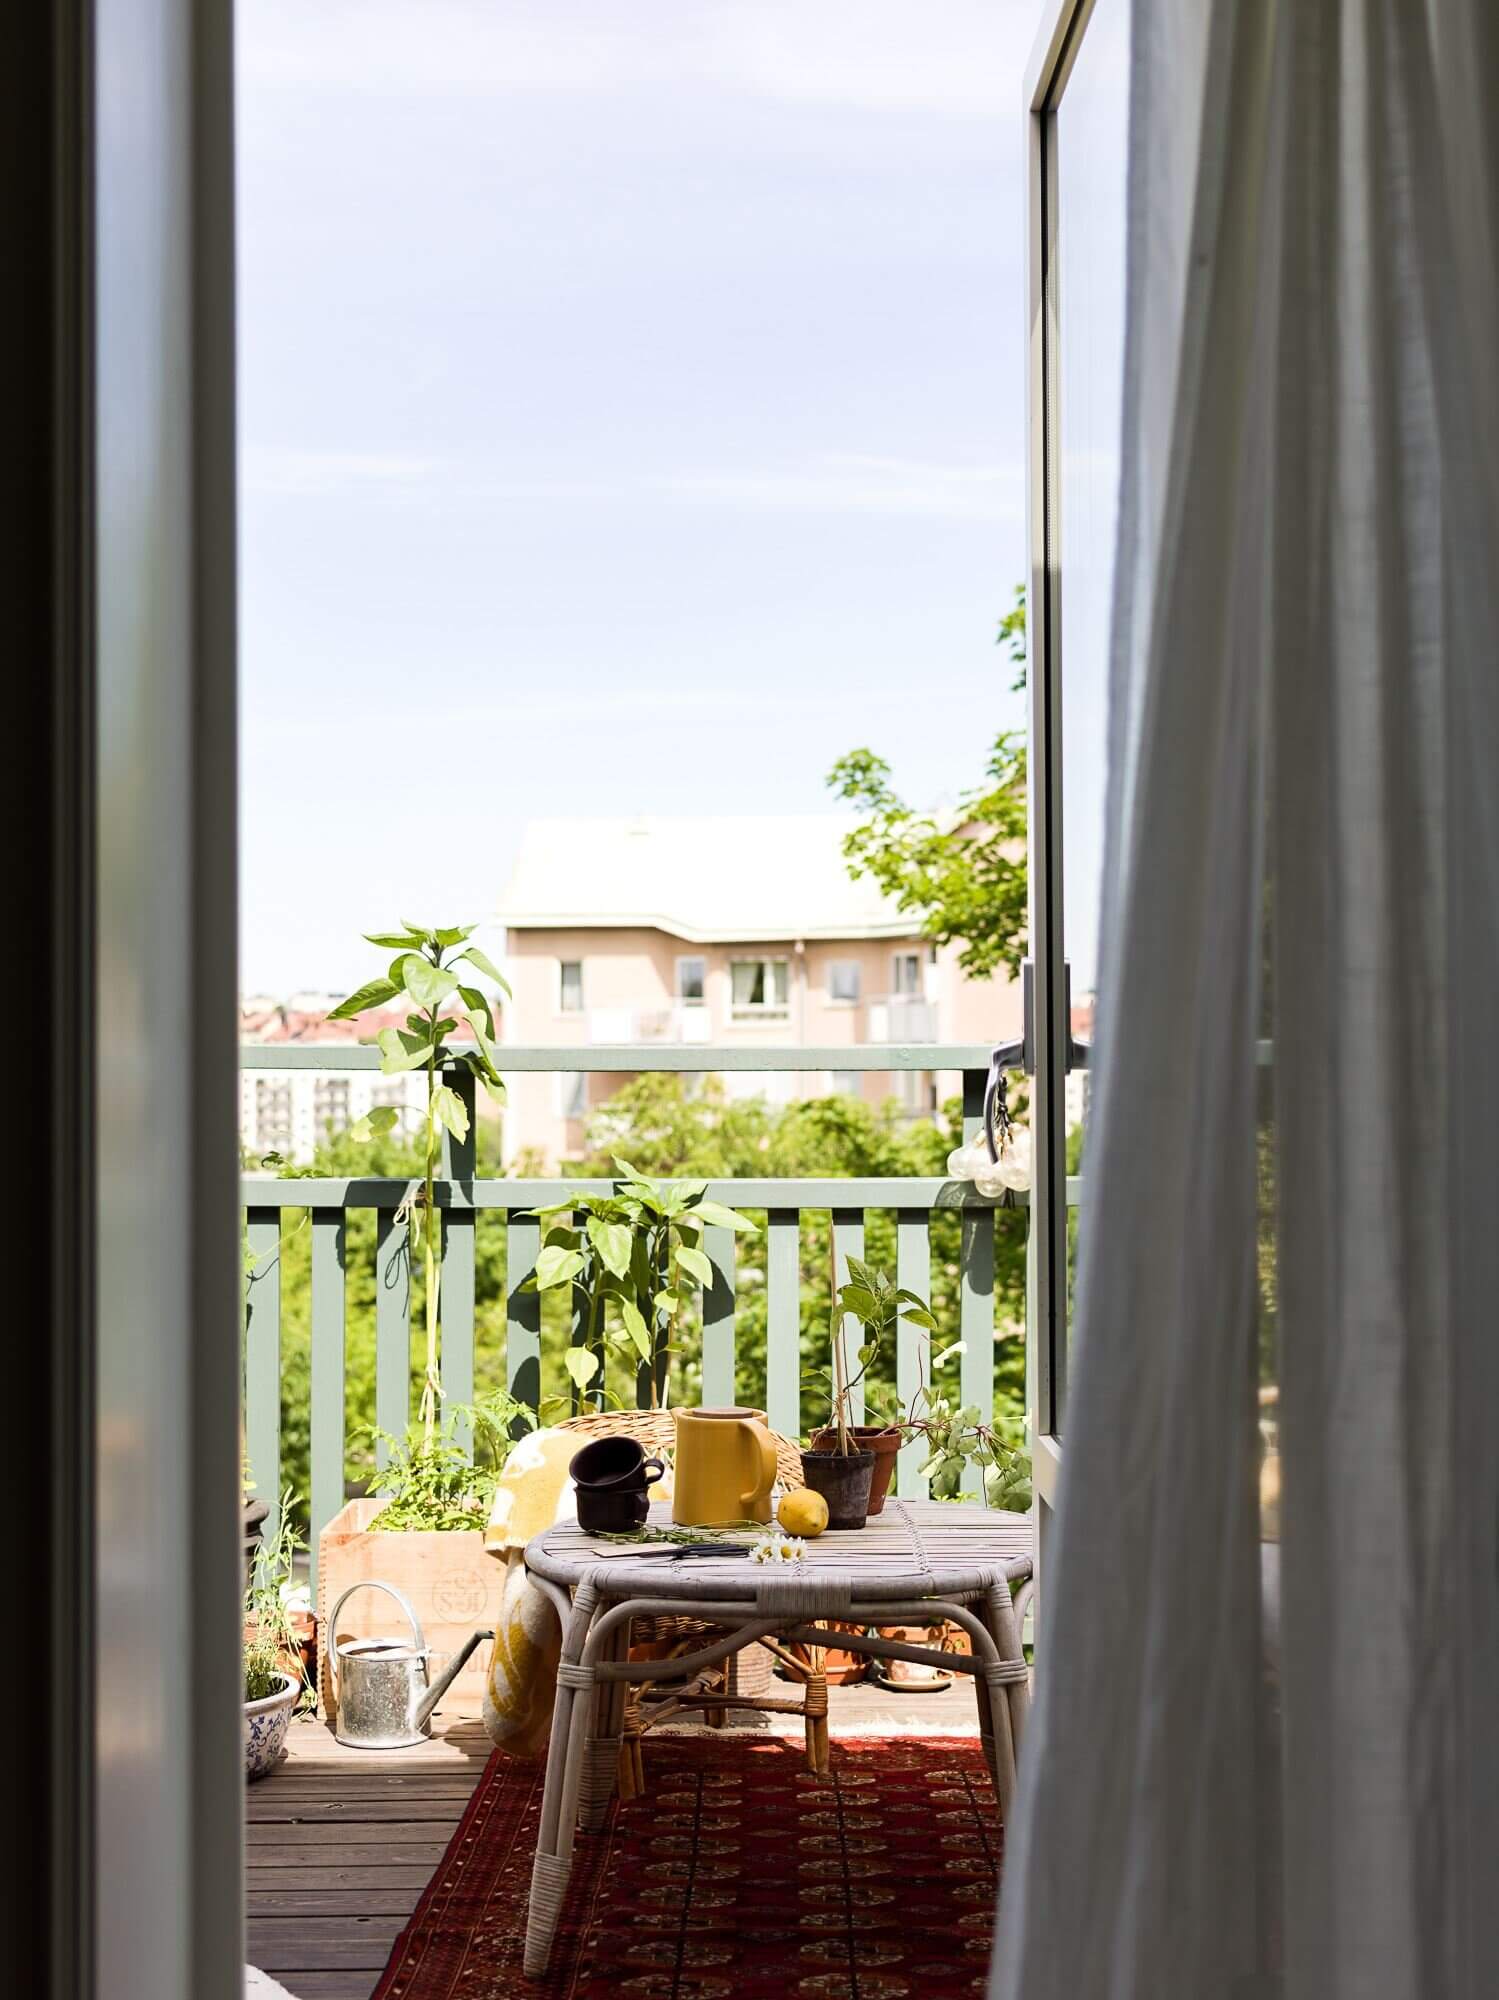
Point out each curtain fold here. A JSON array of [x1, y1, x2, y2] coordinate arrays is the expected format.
[[992, 4, 1499, 1995]]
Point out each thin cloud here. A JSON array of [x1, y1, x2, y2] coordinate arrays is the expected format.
[[238, 0, 1035, 119], [244, 446, 1022, 523]]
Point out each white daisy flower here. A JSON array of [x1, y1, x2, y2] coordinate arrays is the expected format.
[[749, 1530, 807, 1565]]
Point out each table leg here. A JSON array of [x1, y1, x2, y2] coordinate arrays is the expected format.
[[523, 1579, 599, 1978], [975, 1583, 1022, 1823], [580, 1614, 629, 1831]]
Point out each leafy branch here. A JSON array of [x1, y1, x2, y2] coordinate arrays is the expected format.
[[826, 586, 1028, 981], [328, 920, 508, 1449]]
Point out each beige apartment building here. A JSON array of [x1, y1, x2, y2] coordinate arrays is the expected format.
[[497, 815, 1023, 1167]]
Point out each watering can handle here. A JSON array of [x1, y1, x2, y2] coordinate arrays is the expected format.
[[327, 1579, 426, 1703]]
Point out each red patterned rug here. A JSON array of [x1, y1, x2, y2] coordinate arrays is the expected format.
[[372, 1735, 1002, 1998]]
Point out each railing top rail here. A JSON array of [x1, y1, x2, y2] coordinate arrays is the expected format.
[[240, 1174, 1080, 1212], [239, 1042, 996, 1074]]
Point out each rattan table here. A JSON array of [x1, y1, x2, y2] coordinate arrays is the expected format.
[[521, 1498, 1032, 1976]]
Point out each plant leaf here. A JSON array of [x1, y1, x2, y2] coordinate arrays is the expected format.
[[327, 976, 399, 1021], [535, 1244, 585, 1289], [564, 1347, 600, 1389], [434, 924, 477, 947], [587, 1216, 632, 1280], [675, 1244, 713, 1288], [363, 931, 426, 949], [431, 1084, 470, 1141], [459, 945, 511, 994], [619, 1298, 653, 1360], [692, 1200, 758, 1233], [376, 1027, 435, 1075], [402, 958, 460, 1009]]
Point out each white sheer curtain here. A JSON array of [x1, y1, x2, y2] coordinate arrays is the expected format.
[[993, 4, 1499, 1996]]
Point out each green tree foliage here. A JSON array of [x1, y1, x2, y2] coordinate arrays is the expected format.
[[826, 589, 1028, 979]]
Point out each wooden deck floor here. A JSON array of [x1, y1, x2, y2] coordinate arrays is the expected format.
[[246, 1675, 981, 2000]]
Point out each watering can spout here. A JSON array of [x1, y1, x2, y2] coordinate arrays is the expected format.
[[413, 1628, 493, 1734]]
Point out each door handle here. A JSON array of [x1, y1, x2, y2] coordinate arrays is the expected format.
[[983, 960, 1088, 1163]]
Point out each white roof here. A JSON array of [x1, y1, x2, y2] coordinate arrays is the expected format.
[[497, 815, 917, 944]]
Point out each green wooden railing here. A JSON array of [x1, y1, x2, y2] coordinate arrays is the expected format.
[[240, 1043, 1061, 1584]]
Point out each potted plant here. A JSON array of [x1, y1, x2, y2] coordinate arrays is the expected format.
[[799, 1250, 896, 1529], [526, 1160, 757, 1407], [244, 1492, 312, 1781], [808, 1256, 937, 1516]]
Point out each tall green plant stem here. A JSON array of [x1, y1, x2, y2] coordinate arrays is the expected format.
[[420, 1029, 441, 1448], [829, 1235, 850, 1455]]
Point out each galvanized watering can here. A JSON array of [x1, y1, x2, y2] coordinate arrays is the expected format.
[[328, 1580, 491, 1749]]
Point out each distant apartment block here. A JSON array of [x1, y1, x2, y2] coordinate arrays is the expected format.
[[239, 993, 431, 1162], [496, 815, 1024, 1167]]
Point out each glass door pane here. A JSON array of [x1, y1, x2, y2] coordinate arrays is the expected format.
[[1056, 1, 1130, 1408]]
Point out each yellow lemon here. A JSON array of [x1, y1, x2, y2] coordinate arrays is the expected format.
[[777, 1487, 829, 1538]]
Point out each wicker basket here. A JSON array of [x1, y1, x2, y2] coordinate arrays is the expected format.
[[557, 1407, 805, 1491]]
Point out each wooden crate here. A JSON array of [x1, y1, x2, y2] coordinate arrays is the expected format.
[[316, 1498, 503, 1724]]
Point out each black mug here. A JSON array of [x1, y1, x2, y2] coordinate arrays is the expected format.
[[569, 1437, 666, 1533], [575, 1483, 652, 1533]]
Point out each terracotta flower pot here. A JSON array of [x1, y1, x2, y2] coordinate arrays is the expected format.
[[812, 1426, 901, 1515], [799, 1446, 874, 1530]]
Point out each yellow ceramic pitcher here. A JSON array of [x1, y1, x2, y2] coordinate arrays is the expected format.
[[671, 1406, 778, 1526]]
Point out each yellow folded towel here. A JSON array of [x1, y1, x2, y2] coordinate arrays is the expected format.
[[481, 1427, 578, 1758]]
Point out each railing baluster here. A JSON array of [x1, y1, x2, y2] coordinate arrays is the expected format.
[[702, 1224, 737, 1406], [959, 1208, 995, 1497], [832, 1208, 866, 1427], [505, 1216, 542, 1419], [570, 1207, 600, 1412], [310, 1209, 346, 1592], [766, 1209, 801, 1443], [244, 1207, 282, 1538], [895, 1209, 931, 1497], [440, 1070, 477, 1454], [958, 1069, 994, 1497], [374, 1211, 410, 1466]]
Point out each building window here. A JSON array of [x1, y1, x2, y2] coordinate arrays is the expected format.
[[255, 1079, 292, 1156], [558, 960, 584, 1013], [556, 1071, 588, 1119], [730, 957, 789, 1019], [676, 956, 706, 1003], [314, 1077, 351, 1138], [827, 960, 861, 1004], [830, 1071, 862, 1097], [891, 950, 923, 997]]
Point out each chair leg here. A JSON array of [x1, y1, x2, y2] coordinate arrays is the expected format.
[[803, 1663, 830, 1777]]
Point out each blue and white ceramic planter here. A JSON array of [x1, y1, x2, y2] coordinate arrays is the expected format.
[[244, 1673, 299, 1782]]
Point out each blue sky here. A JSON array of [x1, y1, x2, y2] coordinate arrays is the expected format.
[[236, 0, 1050, 995]]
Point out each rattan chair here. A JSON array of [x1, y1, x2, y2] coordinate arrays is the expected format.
[[556, 1410, 832, 1805]]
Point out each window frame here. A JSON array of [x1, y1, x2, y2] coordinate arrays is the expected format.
[[728, 954, 791, 1021], [675, 954, 706, 1005], [826, 958, 862, 1005], [557, 958, 585, 1015]]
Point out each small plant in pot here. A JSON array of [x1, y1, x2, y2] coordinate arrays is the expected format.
[[808, 1257, 937, 1518], [244, 1492, 313, 1782], [802, 1252, 924, 1529]]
